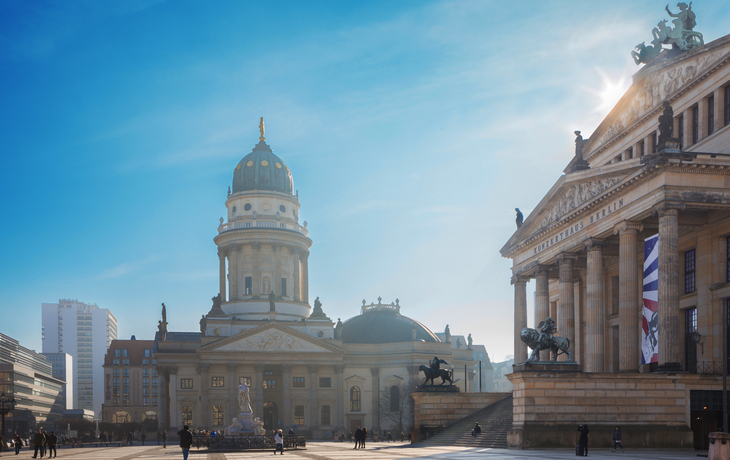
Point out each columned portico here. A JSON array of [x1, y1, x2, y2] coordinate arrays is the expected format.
[[281, 364, 292, 428], [557, 253, 578, 361], [512, 275, 528, 363], [656, 204, 683, 372], [615, 221, 643, 372], [584, 239, 605, 372]]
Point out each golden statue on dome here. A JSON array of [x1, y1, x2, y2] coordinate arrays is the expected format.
[[259, 117, 265, 141]]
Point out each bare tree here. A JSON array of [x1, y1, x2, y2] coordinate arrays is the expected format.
[[379, 383, 413, 434]]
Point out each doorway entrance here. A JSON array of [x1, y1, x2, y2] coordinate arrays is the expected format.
[[263, 401, 279, 431]]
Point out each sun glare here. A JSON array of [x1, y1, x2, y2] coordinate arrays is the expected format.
[[586, 68, 630, 115]]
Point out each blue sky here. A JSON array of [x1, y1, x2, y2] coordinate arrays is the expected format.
[[2, 0, 729, 364]]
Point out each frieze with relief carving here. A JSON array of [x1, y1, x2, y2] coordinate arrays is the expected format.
[[230, 330, 319, 352], [536, 177, 621, 232], [598, 50, 725, 147]]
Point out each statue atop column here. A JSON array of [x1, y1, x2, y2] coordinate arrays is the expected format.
[[444, 324, 451, 343], [467, 333, 473, 350], [268, 291, 276, 312], [259, 117, 265, 141], [515, 208, 523, 228], [157, 303, 168, 340], [199, 315, 207, 336], [334, 318, 343, 339]]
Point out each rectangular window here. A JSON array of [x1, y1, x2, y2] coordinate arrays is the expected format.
[[122, 359, 129, 366], [321, 405, 330, 426], [319, 377, 331, 388], [294, 405, 305, 425], [143, 378, 149, 387], [239, 377, 252, 386], [113, 397, 120, 406], [143, 369, 149, 378], [708, 94, 715, 135], [113, 378, 120, 387], [293, 377, 305, 388], [213, 405, 225, 426], [212, 377, 224, 387], [143, 388, 149, 397], [182, 406, 193, 426], [123, 369, 129, 378], [152, 378, 158, 387], [692, 105, 699, 144], [264, 379, 276, 390], [122, 388, 129, 396], [281, 278, 287, 297], [113, 388, 120, 396], [143, 397, 149, 406], [152, 369, 158, 378], [685, 307, 698, 374], [113, 359, 120, 366], [180, 378, 194, 389], [144, 350, 151, 357], [113, 369, 120, 378], [245, 277, 253, 295], [685, 249, 696, 294], [122, 349, 128, 357], [123, 378, 129, 387], [115, 350, 120, 357], [143, 359, 149, 366], [152, 388, 158, 397], [678, 113, 684, 149]]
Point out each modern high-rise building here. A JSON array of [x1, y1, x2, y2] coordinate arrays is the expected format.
[[41, 353, 74, 412], [42, 299, 118, 417], [0, 333, 64, 434]]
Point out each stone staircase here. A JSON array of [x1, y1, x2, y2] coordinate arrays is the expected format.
[[419, 396, 513, 449]]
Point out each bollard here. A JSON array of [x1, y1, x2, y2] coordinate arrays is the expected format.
[[709, 432, 730, 460]]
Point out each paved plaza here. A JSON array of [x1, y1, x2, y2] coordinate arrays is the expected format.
[[0, 442, 706, 460]]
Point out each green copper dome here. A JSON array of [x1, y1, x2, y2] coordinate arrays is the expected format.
[[232, 140, 293, 195]]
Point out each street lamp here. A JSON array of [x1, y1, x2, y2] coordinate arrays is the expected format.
[[0, 393, 17, 439]]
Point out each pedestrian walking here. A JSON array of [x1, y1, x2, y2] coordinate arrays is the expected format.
[[361, 428, 367, 449], [353, 427, 361, 449], [140, 432, 146, 446], [47, 431, 57, 458], [612, 426, 624, 452], [577, 424, 589, 456], [41, 431, 47, 457], [177, 425, 193, 460], [32, 429, 44, 458], [274, 429, 284, 455], [162, 430, 168, 448], [472, 422, 481, 437], [14, 433, 22, 455]]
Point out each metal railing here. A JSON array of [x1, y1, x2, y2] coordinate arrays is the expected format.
[[219, 220, 308, 236]]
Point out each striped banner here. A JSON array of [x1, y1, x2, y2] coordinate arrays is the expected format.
[[641, 233, 659, 364]]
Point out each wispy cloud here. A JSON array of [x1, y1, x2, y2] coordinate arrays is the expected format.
[[97, 256, 159, 279]]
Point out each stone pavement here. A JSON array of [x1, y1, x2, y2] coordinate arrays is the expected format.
[[0, 442, 706, 459]]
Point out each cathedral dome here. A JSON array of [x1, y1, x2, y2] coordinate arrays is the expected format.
[[232, 140, 293, 195], [341, 302, 441, 344]]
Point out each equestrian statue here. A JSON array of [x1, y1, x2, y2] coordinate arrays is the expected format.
[[419, 356, 454, 386], [520, 317, 573, 362]]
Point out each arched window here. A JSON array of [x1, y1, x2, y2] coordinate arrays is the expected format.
[[390, 385, 400, 412], [112, 411, 130, 423], [350, 386, 361, 412]]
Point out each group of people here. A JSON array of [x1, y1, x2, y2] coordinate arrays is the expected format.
[[352, 426, 368, 449], [31, 429, 58, 458], [576, 425, 623, 456]]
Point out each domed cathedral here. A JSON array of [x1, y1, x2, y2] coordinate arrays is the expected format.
[[213, 117, 312, 322], [151, 121, 478, 439]]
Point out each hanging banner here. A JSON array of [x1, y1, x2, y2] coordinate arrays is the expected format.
[[641, 233, 659, 364]]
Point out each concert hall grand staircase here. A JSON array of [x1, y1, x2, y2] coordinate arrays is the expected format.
[[418, 396, 513, 449]]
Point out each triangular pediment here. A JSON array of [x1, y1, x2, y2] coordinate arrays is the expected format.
[[501, 165, 637, 256], [199, 323, 343, 354], [585, 35, 730, 157]]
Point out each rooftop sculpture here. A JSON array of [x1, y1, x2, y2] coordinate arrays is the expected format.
[[632, 2, 704, 65]]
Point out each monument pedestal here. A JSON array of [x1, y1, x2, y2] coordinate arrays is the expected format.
[[513, 361, 581, 373], [414, 384, 459, 393]]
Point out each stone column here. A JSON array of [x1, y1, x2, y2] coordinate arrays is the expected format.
[[254, 364, 265, 419], [713, 88, 723, 134], [308, 365, 319, 430], [274, 243, 282, 298], [512, 275, 528, 363], [532, 265, 550, 360], [573, 275, 583, 364], [370, 367, 380, 435], [252, 241, 260, 297], [293, 248, 301, 302], [615, 221, 643, 372], [683, 109, 692, 147], [557, 253, 578, 361], [229, 247, 239, 300], [657, 204, 683, 371], [197, 364, 210, 427], [158, 367, 168, 429], [282, 364, 292, 428], [227, 363, 238, 421], [334, 365, 345, 429], [168, 367, 178, 428], [301, 251, 310, 304], [584, 239, 606, 372], [218, 249, 227, 302]]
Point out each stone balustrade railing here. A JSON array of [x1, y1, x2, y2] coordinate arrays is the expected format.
[[219, 220, 308, 236]]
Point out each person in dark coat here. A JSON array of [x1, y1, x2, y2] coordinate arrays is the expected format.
[[14, 433, 22, 455], [361, 428, 367, 449], [162, 430, 168, 448], [32, 429, 45, 458], [577, 424, 589, 456], [41, 430, 48, 457], [472, 422, 481, 437], [177, 425, 193, 460], [353, 427, 361, 449], [47, 431, 57, 458], [140, 432, 146, 446], [612, 426, 624, 452]]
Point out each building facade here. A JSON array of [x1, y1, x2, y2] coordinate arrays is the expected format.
[[42, 299, 118, 417], [154, 128, 475, 438], [100, 338, 158, 426], [501, 26, 730, 448], [0, 333, 64, 434], [41, 353, 73, 412]]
